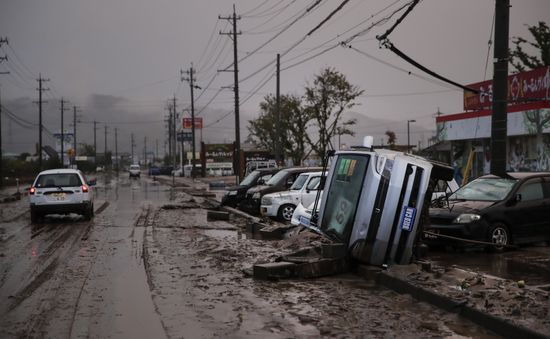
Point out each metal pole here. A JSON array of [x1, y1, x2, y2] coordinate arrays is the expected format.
[[115, 127, 118, 174], [490, 0, 510, 177]]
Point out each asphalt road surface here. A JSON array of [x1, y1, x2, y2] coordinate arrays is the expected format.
[[1, 174, 499, 338]]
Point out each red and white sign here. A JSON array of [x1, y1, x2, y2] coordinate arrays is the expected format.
[[463, 66, 550, 111], [182, 117, 203, 129]]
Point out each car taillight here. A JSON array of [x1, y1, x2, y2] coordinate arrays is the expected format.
[[81, 185, 89, 193], [29, 187, 36, 195]]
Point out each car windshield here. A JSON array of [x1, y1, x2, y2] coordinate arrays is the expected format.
[[290, 174, 309, 190], [450, 178, 517, 201], [130, 165, 140, 170], [265, 170, 290, 186], [36, 173, 82, 188], [240, 170, 260, 186]]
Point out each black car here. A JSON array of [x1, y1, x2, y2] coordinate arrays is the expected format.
[[238, 167, 322, 215], [425, 172, 550, 250], [221, 168, 279, 207]]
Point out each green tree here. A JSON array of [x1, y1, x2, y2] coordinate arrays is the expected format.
[[80, 143, 96, 156], [303, 68, 363, 158], [509, 21, 550, 72], [247, 94, 311, 165], [385, 130, 397, 149]]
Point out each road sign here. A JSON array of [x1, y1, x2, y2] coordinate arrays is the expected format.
[[177, 131, 193, 142], [182, 117, 203, 129]]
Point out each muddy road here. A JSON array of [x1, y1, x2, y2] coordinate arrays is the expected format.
[[1, 175, 497, 338]]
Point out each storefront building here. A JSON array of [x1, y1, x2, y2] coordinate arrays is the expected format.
[[435, 66, 550, 181]]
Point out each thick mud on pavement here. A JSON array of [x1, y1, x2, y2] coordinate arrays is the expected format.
[[0, 175, 169, 338], [145, 190, 497, 338], [1, 175, 498, 338]]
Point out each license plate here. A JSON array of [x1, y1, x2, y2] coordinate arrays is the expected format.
[[399, 206, 417, 232], [299, 215, 310, 227], [52, 193, 66, 201]]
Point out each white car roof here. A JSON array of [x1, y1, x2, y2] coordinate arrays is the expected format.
[[37, 168, 83, 175]]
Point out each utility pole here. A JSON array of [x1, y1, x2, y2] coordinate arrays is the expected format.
[[172, 95, 177, 173], [182, 66, 201, 177], [276, 53, 281, 164], [60, 98, 70, 167], [156, 139, 159, 163], [0, 42, 8, 186], [115, 127, 118, 174], [220, 5, 242, 182], [104, 125, 108, 167], [144, 136, 147, 166], [35, 74, 50, 170], [93, 120, 97, 167], [131, 133, 135, 164], [165, 104, 172, 162], [72, 105, 81, 165], [0, 87, 4, 187], [490, 0, 510, 177]]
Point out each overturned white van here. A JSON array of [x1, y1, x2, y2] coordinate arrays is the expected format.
[[315, 145, 453, 266]]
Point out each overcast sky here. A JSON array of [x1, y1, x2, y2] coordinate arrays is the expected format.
[[1, 0, 549, 155]]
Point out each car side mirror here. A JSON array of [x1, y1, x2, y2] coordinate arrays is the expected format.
[[257, 179, 265, 185], [88, 178, 97, 186], [515, 193, 522, 202]]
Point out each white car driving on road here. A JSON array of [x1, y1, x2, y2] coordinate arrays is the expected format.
[[29, 168, 96, 222]]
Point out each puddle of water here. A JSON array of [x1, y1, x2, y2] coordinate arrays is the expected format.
[[428, 248, 550, 285]]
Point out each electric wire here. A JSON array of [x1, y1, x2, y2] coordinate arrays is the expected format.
[[196, 19, 221, 72], [241, 0, 271, 16], [243, 1, 298, 35], [242, 0, 286, 18]]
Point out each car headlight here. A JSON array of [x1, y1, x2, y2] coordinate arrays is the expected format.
[[225, 191, 237, 196], [252, 192, 261, 199], [261, 197, 272, 205], [453, 213, 481, 224]]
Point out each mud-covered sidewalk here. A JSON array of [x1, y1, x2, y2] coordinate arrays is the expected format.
[[151, 174, 550, 338], [139, 185, 500, 338]]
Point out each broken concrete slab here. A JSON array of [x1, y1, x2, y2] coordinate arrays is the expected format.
[[253, 262, 298, 280], [246, 222, 265, 234], [206, 210, 230, 221], [297, 258, 349, 278], [259, 224, 296, 240]]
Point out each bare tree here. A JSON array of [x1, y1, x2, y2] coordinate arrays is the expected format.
[[303, 68, 363, 159]]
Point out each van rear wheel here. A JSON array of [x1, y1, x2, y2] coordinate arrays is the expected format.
[[278, 204, 296, 222]]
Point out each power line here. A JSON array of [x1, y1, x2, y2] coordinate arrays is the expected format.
[[243, 0, 299, 34], [242, 0, 286, 18]]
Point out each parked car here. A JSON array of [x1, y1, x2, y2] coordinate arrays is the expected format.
[[425, 172, 550, 251], [221, 168, 279, 207], [148, 166, 161, 176], [29, 168, 96, 222], [431, 178, 460, 201], [129, 164, 141, 178], [291, 192, 323, 227], [159, 166, 173, 175], [261, 171, 326, 222], [238, 167, 322, 215], [172, 166, 183, 177]]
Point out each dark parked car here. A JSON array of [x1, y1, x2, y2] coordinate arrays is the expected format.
[[159, 166, 173, 175], [238, 167, 322, 215], [221, 168, 279, 207], [148, 166, 161, 176], [425, 172, 550, 251]]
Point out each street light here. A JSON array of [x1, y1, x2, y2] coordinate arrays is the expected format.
[[407, 119, 416, 153]]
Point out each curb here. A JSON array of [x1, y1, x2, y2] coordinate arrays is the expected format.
[[375, 271, 549, 339]]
